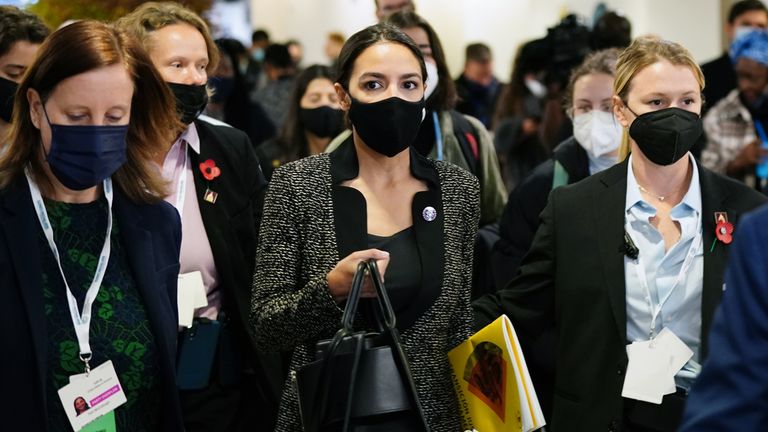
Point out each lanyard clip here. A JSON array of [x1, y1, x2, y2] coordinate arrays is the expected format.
[[80, 352, 93, 375]]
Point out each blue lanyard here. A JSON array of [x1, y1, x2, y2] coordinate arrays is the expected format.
[[432, 111, 443, 161], [754, 120, 768, 144]]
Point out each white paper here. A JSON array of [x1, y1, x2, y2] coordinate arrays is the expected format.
[[57, 360, 127, 431], [654, 327, 694, 395], [622, 340, 675, 404], [177, 271, 208, 328]]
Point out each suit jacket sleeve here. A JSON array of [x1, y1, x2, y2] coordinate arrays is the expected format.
[[250, 166, 342, 352], [473, 185, 557, 337], [680, 208, 768, 430]]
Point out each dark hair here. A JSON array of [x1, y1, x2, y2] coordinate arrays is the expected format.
[[214, 38, 252, 131], [0, 6, 49, 58], [591, 11, 631, 50], [465, 42, 492, 63], [277, 64, 336, 160], [562, 48, 620, 114], [264, 43, 293, 69], [252, 29, 269, 44], [0, 20, 181, 203], [385, 11, 457, 111], [493, 38, 548, 126], [729, 0, 768, 23], [336, 23, 426, 91]]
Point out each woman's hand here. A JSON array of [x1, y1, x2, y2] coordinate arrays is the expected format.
[[327, 249, 390, 302]]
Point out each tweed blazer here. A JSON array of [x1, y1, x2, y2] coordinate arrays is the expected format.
[[251, 138, 480, 431]]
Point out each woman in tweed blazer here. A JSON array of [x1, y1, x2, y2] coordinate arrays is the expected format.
[[251, 23, 480, 431]]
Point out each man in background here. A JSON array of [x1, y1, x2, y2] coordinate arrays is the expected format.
[[455, 42, 503, 129], [374, 0, 414, 21], [701, 0, 768, 113]]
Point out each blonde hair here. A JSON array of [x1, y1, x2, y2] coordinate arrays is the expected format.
[[115, 1, 219, 75], [613, 37, 705, 160], [0, 20, 181, 203]]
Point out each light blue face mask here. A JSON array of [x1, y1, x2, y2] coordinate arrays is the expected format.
[[43, 106, 128, 190], [252, 48, 265, 62]]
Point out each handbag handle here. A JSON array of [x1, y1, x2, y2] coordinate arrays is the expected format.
[[340, 259, 397, 333]]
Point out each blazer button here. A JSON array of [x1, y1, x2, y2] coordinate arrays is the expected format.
[[617, 367, 624, 375]]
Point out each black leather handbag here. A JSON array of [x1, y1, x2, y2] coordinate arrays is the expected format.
[[296, 260, 430, 432]]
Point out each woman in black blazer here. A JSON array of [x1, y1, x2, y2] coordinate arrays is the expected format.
[[117, 3, 280, 431], [0, 21, 184, 431], [251, 24, 480, 431], [474, 37, 768, 432]]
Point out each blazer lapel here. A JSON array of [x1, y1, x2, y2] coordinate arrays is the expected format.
[[593, 160, 630, 346], [1, 179, 47, 403], [698, 166, 732, 360]]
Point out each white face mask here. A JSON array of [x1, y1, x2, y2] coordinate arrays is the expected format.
[[572, 110, 622, 158], [525, 77, 547, 98], [424, 60, 439, 100]]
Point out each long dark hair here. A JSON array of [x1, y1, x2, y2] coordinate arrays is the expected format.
[[277, 64, 336, 160], [384, 11, 456, 111], [336, 23, 426, 91]]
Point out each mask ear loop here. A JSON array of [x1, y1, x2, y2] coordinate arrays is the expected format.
[[39, 99, 56, 160]]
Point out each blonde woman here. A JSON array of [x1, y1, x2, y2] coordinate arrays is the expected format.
[[474, 37, 767, 432]]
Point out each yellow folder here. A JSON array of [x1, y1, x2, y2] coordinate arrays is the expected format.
[[448, 315, 545, 432]]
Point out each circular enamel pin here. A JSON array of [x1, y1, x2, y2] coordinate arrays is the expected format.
[[422, 206, 437, 222]]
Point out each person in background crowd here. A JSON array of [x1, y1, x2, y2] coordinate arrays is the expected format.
[[245, 29, 270, 94], [701, 0, 768, 114], [325, 31, 345, 69], [495, 47, 621, 293], [678, 203, 768, 431], [253, 43, 297, 132], [490, 49, 621, 416], [251, 22, 479, 431], [492, 38, 550, 191], [0, 6, 48, 144], [0, 20, 184, 431], [209, 38, 275, 148], [474, 36, 767, 431], [591, 10, 632, 50], [286, 39, 303, 71], [455, 42, 503, 129], [374, 0, 415, 21], [257, 65, 343, 180], [117, 3, 282, 431], [702, 29, 768, 192], [326, 11, 507, 226]]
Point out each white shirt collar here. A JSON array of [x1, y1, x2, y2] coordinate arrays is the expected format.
[[625, 153, 702, 215], [177, 122, 201, 154]]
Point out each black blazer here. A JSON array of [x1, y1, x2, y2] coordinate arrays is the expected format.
[[473, 159, 768, 431], [0, 177, 184, 431], [189, 119, 283, 412]]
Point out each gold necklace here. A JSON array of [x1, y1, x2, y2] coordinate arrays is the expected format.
[[638, 184, 667, 201]]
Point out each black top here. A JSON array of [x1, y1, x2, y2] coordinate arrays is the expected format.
[[701, 52, 737, 115], [366, 227, 423, 331], [40, 198, 161, 431]]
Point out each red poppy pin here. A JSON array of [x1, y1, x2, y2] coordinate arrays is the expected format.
[[710, 212, 734, 252], [199, 159, 221, 181]]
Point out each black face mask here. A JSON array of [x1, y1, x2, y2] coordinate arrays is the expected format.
[[299, 106, 344, 138], [0, 76, 17, 123], [628, 107, 703, 166], [348, 96, 425, 157], [167, 82, 209, 125]]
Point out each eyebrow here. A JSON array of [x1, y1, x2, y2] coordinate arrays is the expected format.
[[359, 72, 422, 80], [642, 91, 699, 98]]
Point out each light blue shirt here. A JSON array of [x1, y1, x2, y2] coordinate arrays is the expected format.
[[624, 154, 704, 390]]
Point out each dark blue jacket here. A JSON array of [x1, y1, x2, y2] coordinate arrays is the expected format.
[[0, 177, 183, 431], [680, 203, 768, 430]]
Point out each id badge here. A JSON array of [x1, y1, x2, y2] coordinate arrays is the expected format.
[[58, 360, 126, 431], [621, 340, 675, 404]]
